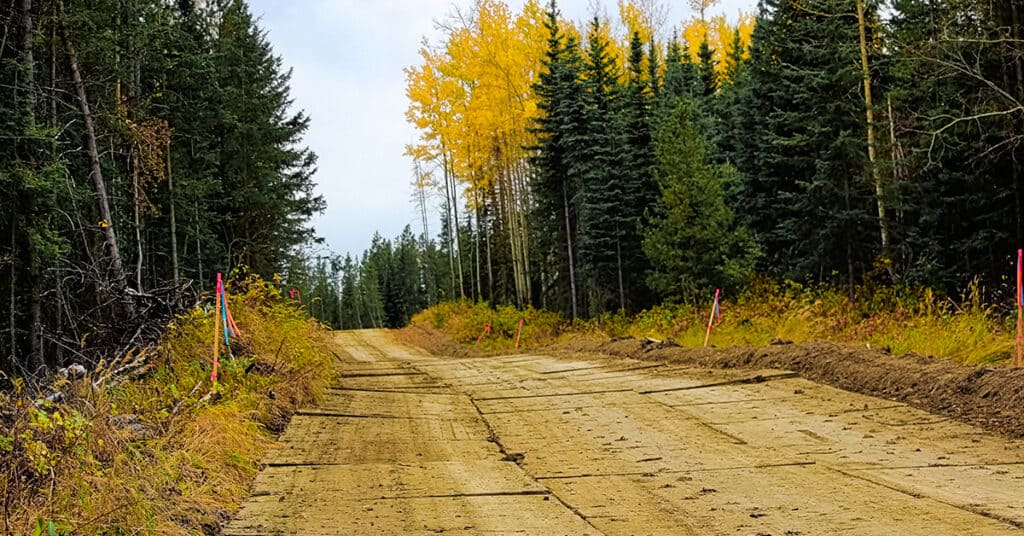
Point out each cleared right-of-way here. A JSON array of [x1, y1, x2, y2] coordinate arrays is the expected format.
[[227, 330, 1024, 535]]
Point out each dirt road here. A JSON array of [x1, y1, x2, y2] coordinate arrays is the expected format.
[[225, 329, 1024, 535]]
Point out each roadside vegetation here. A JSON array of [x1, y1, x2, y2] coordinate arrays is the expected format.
[[0, 277, 335, 534], [410, 278, 1011, 366]]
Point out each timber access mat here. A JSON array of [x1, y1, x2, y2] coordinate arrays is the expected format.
[[400, 324, 1024, 439], [224, 329, 1024, 535]]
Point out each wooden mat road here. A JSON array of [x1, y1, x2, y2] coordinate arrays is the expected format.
[[224, 329, 1024, 535]]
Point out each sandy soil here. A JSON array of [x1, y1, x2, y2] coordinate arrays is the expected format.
[[224, 329, 1024, 535]]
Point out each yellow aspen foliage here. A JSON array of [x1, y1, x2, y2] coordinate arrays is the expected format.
[[406, 0, 554, 198], [680, 12, 754, 81], [616, 0, 667, 77], [618, 1, 653, 44], [404, 44, 465, 164]]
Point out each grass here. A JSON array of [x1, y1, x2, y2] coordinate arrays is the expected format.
[[0, 275, 337, 535], [411, 279, 1016, 366], [411, 300, 565, 351]]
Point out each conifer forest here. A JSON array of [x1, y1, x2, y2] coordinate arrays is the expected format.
[[1, 0, 323, 377], [4, 0, 1024, 374]]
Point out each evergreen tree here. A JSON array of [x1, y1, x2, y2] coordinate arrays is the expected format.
[[733, 0, 877, 290], [576, 17, 626, 316], [660, 36, 700, 106], [697, 38, 718, 97], [710, 28, 752, 170], [608, 31, 658, 312], [339, 254, 364, 329], [647, 40, 661, 99], [211, 0, 324, 276], [386, 226, 425, 327], [887, 0, 1022, 287], [529, 1, 586, 318], [645, 100, 757, 300], [0, 0, 325, 375]]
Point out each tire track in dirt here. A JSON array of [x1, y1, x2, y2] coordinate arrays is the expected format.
[[226, 329, 1024, 535]]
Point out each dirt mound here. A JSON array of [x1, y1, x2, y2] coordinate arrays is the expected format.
[[560, 337, 1024, 438], [393, 324, 493, 358], [398, 324, 1024, 439]]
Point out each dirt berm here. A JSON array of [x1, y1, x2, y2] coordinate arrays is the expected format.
[[398, 325, 1024, 438]]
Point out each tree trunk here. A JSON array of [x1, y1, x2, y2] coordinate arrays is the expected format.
[[447, 154, 466, 299], [195, 201, 204, 292], [515, 159, 532, 304], [844, 173, 855, 301], [473, 187, 482, 301], [353, 286, 363, 328], [562, 181, 578, 319], [1011, 1, 1024, 244], [414, 160, 434, 304], [17, 0, 33, 94], [29, 247, 42, 373], [856, 0, 888, 253], [440, 154, 457, 299], [132, 150, 143, 291], [616, 237, 625, 313], [168, 139, 180, 288], [58, 0, 129, 293], [8, 226, 16, 372], [18, 0, 46, 372], [50, 0, 57, 131], [484, 194, 494, 304]]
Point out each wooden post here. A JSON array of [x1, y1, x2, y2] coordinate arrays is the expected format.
[[1017, 250, 1022, 368], [704, 288, 720, 348], [476, 323, 491, 345], [212, 273, 222, 383], [514, 318, 524, 349]]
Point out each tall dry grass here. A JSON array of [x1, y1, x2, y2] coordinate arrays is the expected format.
[[0, 276, 336, 534], [412, 280, 1014, 365]]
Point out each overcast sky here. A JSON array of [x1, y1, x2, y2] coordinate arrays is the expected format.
[[246, 0, 755, 259]]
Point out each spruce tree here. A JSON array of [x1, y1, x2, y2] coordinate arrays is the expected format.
[[529, 1, 586, 317], [733, 0, 877, 289], [644, 100, 756, 300], [210, 0, 324, 276], [608, 31, 658, 312], [660, 36, 700, 105], [575, 17, 625, 315], [697, 38, 718, 97], [887, 0, 1022, 288]]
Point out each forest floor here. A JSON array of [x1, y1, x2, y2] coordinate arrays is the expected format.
[[225, 329, 1024, 535]]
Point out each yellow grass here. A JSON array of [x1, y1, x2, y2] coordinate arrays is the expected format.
[[413, 280, 1015, 366], [0, 275, 337, 534]]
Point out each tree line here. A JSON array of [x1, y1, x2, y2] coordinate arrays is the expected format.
[[0, 0, 323, 377], [380, 0, 1024, 323]]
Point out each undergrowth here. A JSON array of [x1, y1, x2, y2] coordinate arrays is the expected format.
[[412, 301, 564, 350], [411, 279, 1014, 365], [0, 275, 336, 534]]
